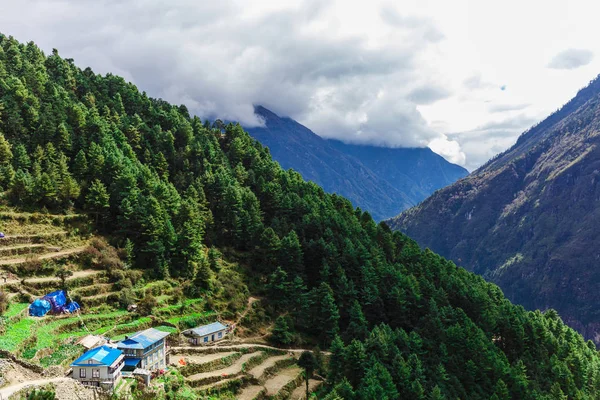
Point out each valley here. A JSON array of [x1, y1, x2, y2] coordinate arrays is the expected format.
[[0, 32, 599, 400]]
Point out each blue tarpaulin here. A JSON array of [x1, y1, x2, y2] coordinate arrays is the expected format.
[[43, 290, 67, 313], [65, 301, 80, 313], [29, 299, 52, 317]]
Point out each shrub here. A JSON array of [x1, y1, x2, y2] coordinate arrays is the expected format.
[[0, 290, 7, 315], [138, 294, 158, 316]]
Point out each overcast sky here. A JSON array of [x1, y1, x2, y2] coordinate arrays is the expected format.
[[2, 0, 599, 170]]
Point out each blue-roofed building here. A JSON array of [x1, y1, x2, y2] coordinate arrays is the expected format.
[[116, 327, 170, 371], [183, 321, 229, 345], [70, 345, 124, 390]]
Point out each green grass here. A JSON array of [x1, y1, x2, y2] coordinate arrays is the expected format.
[[0, 317, 36, 351], [166, 311, 217, 329], [39, 344, 83, 367], [4, 302, 29, 318], [154, 325, 178, 334], [111, 317, 153, 341], [157, 298, 204, 313]]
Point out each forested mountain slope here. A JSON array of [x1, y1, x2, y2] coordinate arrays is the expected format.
[[389, 75, 600, 344], [1, 34, 600, 399], [246, 106, 467, 220]]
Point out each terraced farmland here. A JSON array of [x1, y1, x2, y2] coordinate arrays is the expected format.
[[0, 210, 218, 369], [0, 210, 324, 398], [170, 345, 323, 399]]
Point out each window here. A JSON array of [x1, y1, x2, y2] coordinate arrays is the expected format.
[[204, 336, 208, 343], [80, 369, 86, 378], [92, 369, 100, 378], [218, 332, 222, 338]]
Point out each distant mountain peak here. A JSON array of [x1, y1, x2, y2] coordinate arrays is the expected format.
[[246, 106, 467, 220]]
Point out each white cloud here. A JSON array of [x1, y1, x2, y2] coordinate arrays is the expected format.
[[1, 0, 600, 170], [548, 49, 594, 70], [428, 136, 466, 166]]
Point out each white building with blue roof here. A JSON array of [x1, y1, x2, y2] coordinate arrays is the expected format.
[[183, 321, 229, 345], [70, 345, 124, 390], [116, 327, 170, 372]]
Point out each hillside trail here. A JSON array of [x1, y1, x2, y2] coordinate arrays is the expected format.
[[1, 231, 68, 240], [0, 246, 87, 266], [186, 351, 262, 382], [0, 269, 99, 287], [235, 296, 259, 326], [171, 343, 330, 355], [0, 377, 71, 398]]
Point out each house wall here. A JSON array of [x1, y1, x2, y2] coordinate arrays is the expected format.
[[140, 338, 166, 370], [188, 329, 226, 345], [72, 357, 124, 389]]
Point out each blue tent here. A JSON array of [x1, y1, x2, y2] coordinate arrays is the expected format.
[[65, 301, 80, 313], [43, 290, 67, 313], [29, 299, 52, 317]]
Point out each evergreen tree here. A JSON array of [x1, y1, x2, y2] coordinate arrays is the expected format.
[[328, 335, 346, 386], [298, 351, 316, 400], [85, 179, 110, 223], [357, 362, 399, 400], [271, 315, 294, 345]]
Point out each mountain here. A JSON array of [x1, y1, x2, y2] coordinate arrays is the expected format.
[[327, 139, 469, 204], [2, 33, 600, 399], [245, 106, 468, 220], [388, 75, 600, 342]]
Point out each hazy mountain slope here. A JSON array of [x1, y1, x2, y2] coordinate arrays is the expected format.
[[328, 139, 468, 205], [246, 106, 414, 220], [246, 106, 467, 219], [389, 75, 600, 342]]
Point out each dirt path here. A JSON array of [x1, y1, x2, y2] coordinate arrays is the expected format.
[[0, 377, 71, 398], [248, 354, 294, 379], [0, 269, 99, 286], [290, 379, 322, 400], [186, 352, 262, 382], [0, 246, 87, 266], [171, 351, 238, 366], [2, 231, 68, 240], [237, 385, 265, 400], [264, 366, 302, 397], [172, 344, 329, 355], [235, 296, 259, 326], [0, 244, 47, 252]]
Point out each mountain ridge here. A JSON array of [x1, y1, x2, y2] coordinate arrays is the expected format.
[[246, 106, 468, 220], [389, 74, 600, 342]]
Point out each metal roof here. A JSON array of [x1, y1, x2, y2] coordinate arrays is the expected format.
[[187, 321, 227, 337], [124, 358, 141, 367], [116, 328, 170, 350], [71, 345, 122, 367]]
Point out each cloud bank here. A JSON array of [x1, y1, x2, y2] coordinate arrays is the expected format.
[[548, 49, 594, 70], [0, 0, 465, 164]]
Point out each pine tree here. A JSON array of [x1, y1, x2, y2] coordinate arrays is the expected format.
[[298, 351, 316, 400], [313, 282, 340, 345], [345, 300, 369, 342], [271, 315, 294, 345], [344, 339, 367, 388], [279, 230, 303, 275], [429, 385, 445, 400], [85, 179, 110, 224], [328, 335, 346, 386], [492, 379, 510, 400], [357, 362, 399, 400]]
